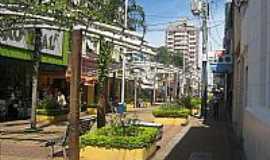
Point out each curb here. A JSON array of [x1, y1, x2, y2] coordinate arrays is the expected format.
[[151, 120, 192, 160]]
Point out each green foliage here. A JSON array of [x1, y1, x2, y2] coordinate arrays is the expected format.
[[171, 51, 183, 67], [191, 97, 201, 109], [37, 96, 68, 116], [87, 103, 98, 108], [96, 39, 113, 98], [177, 96, 192, 109], [80, 126, 159, 149], [37, 96, 58, 110], [36, 109, 68, 116], [152, 104, 191, 118], [156, 46, 170, 65], [0, 0, 145, 33]]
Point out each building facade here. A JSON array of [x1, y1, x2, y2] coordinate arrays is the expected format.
[[166, 18, 200, 95], [226, 0, 270, 159], [0, 29, 70, 121]]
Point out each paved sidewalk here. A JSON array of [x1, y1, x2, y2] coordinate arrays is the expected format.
[[164, 117, 244, 160]]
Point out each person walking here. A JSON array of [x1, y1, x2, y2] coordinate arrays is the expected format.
[[213, 90, 220, 121]]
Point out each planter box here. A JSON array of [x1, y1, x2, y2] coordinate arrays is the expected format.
[[144, 102, 151, 108], [191, 108, 199, 115], [36, 114, 67, 124], [154, 117, 189, 126], [87, 108, 97, 115], [126, 103, 135, 112], [80, 143, 157, 160]]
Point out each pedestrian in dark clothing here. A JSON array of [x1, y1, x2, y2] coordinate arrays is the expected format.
[[213, 90, 221, 121], [213, 99, 219, 120]]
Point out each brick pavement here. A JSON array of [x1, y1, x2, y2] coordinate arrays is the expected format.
[[1, 106, 211, 160]]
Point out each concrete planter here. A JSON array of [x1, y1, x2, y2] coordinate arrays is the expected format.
[[126, 103, 135, 112], [144, 102, 151, 108], [191, 108, 199, 115], [36, 114, 67, 124], [80, 143, 157, 160], [154, 117, 189, 126], [87, 108, 97, 115]]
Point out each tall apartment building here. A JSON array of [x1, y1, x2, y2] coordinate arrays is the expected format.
[[166, 19, 200, 95]]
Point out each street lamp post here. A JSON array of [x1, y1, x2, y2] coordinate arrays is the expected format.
[[120, 0, 129, 104]]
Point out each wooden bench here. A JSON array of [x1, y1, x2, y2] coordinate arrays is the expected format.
[[45, 116, 96, 159]]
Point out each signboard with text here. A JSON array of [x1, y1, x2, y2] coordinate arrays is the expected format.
[[209, 50, 232, 73], [0, 29, 64, 56]]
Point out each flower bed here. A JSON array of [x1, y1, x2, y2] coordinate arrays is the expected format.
[[80, 126, 159, 160], [152, 104, 190, 125]]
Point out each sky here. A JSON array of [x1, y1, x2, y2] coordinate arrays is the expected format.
[[136, 0, 226, 50]]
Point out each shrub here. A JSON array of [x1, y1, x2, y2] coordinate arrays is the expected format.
[[191, 97, 201, 109], [87, 103, 98, 108], [37, 96, 58, 110], [152, 104, 191, 118], [36, 108, 69, 116], [37, 96, 68, 116], [176, 96, 192, 109], [80, 126, 159, 149]]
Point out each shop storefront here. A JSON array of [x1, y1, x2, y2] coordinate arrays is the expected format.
[[0, 57, 68, 121], [0, 29, 70, 121]]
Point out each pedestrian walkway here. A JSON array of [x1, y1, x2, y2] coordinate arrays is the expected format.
[[164, 116, 244, 160]]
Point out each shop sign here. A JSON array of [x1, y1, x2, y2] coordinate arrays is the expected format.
[[0, 29, 63, 56]]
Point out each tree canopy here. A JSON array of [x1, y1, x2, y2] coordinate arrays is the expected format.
[[156, 46, 183, 68], [156, 46, 170, 65], [0, 0, 145, 32]]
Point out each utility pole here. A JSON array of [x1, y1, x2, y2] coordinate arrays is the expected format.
[[153, 66, 157, 104], [69, 29, 82, 160], [134, 76, 137, 108], [191, 0, 209, 118], [120, 0, 129, 104]]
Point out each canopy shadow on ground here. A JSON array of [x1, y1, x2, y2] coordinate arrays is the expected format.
[[164, 118, 238, 160]]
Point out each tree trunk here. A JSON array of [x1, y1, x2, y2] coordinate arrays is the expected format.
[[134, 77, 137, 108], [97, 82, 106, 128], [30, 61, 39, 129], [30, 28, 42, 129], [69, 30, 82, 160]]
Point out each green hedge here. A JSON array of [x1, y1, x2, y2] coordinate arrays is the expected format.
[[152, 104, 191, 118], [37, 96, 69, 116], [37, 109, 69, 116], [87, 103, 98, 108], [80, 126, 159, 149], [191, 97, 201, 109]]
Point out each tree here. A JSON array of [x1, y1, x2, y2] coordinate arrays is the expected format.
[[96, 39, 113, 128], [0, 0, 145, 126], [0, 1, 145, 159], [30, 28, 42, 129], [172, 51, 184, 68], [156, 46, 170, 65]]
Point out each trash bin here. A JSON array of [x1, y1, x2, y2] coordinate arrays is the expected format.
[[117, 103, 126, 113]]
